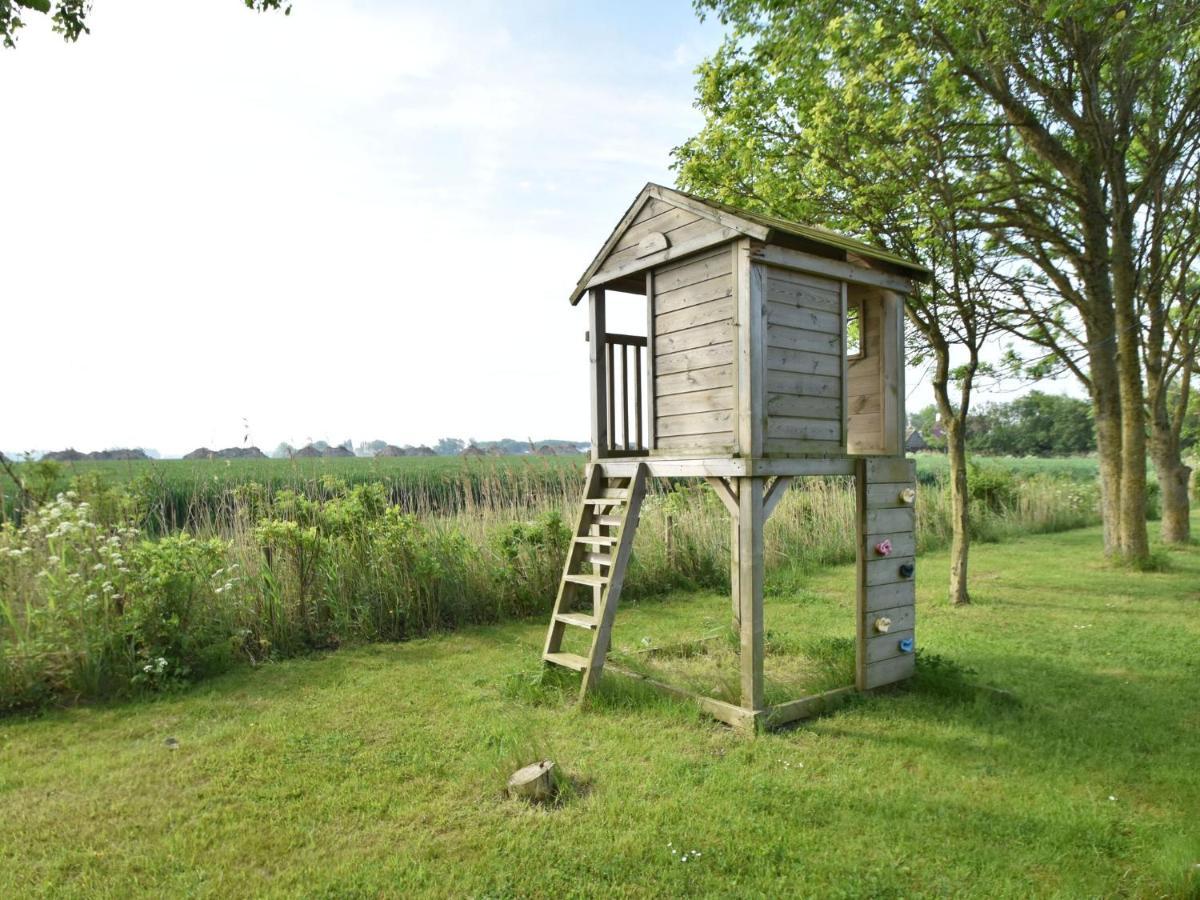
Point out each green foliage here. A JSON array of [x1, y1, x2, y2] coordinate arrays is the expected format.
[[0, 460, 1105, 710], [969, 391, 1096, 457]]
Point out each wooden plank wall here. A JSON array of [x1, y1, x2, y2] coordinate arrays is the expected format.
[[856, 457, 917, 690], [652, 245, 737, 452], [847, 285, 884, 455], [760, 265, 845, 455], [594, 198, 734, 288]]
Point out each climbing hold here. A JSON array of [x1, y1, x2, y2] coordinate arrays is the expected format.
[[899, 487, 916, 505], [874, 539, 892, 557], [874, 616, 892, 634], [899, 637, 914, 653], [899, 562, 915, 578]]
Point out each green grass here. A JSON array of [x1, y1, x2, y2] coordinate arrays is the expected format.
[[2, 516, 1197, 897]]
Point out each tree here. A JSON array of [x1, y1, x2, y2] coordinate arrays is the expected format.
[[969, 392, 1096, 457], [433, 438, 465, 457], [689, 0, 1200, 565], [1, 0, 291, 49], [676, 0, 1012, 604]]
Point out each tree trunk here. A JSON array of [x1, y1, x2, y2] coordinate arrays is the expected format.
[[1149, 418, 1192, 544], [1089, 348, 1124, 556], [1111, 219, 1150, 563], [945, 417, 970, 606]]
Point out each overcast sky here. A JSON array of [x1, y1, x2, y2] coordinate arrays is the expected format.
[[2, 0, 1067, 457]]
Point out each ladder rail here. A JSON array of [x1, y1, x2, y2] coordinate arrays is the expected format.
[[542, 464, 605, 659]]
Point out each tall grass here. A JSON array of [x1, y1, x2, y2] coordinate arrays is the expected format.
[[0, 461, 1102, 711]]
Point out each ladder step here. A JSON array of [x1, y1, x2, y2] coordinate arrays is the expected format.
[[555, 612, 598, 629], [582, 498, 624, 506], [565, 573, 608, 586], [585, 552, 613, 566], [601, 488, 629, 499], [574, 534, 617, 546], [595, 515, 623, 527], [544, 651, 589, 671]]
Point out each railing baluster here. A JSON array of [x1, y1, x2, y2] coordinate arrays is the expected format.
[[635, 345, 643, 450], [606, 341, 615, 452], [622, 344, 630, 451]]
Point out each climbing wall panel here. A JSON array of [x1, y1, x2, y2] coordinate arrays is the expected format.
[[856, 457, 917, 690]]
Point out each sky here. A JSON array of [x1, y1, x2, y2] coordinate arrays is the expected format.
[[1, 0, 1071, 457]]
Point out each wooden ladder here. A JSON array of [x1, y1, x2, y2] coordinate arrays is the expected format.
[[543, 462, 647, 701]]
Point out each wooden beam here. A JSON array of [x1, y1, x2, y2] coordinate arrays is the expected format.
[[736, 475, 765, 711], [753, 244, 915, 294], [763, 686, 855, 728], [589, 289, 608, 459], [705, 476, 740, 518], [761, 476, 793, 522], [604, 664, 762, 731], [585, 229, 742, 292], [645, 270, 657, 450]]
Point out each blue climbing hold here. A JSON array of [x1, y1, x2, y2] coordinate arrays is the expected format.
[[899, 637, 914, 653]]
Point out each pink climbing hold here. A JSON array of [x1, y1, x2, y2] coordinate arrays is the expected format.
[[874, 539, 892, 556]]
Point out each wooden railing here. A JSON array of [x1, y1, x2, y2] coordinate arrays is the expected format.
[[604, 332, 647, 455]]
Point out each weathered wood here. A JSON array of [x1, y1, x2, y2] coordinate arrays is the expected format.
[[865, 506, 914, 533], [656, 409, 735, 437], [761, 476, 792, 522], [865, 457, 916, 482], [766, 347, 841, 377], [655, 342, 733, 376], [656, 296, 734, 335], [508, 760, 556, 802], [579, 464, 648, 699], [647, 183, 771, 240], [544, 464, 605, 659], [705, 475, 740, 517], [645, 270, 657, 451], [615, 206, 702, 251], [863, 652, 916, 690], [655, 320, 733, 355], [588, 230, 741, 291], [604, 663, 761, 731], [766, 417, 841, 442], [630, 196, 674, 225], [656, 364, 733, 395], [752, 243, 916, 294], [765, 394, 841, 420], [740, 245, 764, 458], [589, 290, 608, 459], [862, 580, 916, 613], [865, 482, 918, 508], [866, 603, 915, 634], [765, 323, 841, 355], [763, 685, 855, 727], [762, 436, 844, 455], [767, 301, 841, 335], [606, 340, 616, 452], [867, 628, 917, 664], [864, 531, 916, 558], [766, 371, 841, 397], [601, 457, 858, 477], [656, 387, 734, 417], [881, 290, 905, 455], [866, 556, 917, 586], [655, 273, 734, 315], [654, 434, 738, 452], [736, 475, 765, 710]]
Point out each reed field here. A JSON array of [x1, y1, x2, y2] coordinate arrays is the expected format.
[[0, 453, 1109, 712]]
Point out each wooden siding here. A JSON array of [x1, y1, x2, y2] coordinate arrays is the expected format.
[[760, 265, 845, 456], [856, 457, 917, 690], [652, 246, 737, 453], [593, 196, 737, 288], [847, 285, 884, 454]]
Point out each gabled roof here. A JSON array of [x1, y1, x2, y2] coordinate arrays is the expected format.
[[568, 183, 930, 305]]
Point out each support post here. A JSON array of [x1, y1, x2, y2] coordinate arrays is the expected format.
[[735, 475, 765, 711], [589, 288, 607, 459]]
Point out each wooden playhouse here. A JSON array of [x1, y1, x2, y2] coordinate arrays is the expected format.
[[542, 184, 929, 730]]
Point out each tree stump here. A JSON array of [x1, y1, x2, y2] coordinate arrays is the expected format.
[[508, 760, 556, 802]]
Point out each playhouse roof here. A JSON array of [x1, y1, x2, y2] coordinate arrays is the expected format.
[[568, 183, 930, 305]]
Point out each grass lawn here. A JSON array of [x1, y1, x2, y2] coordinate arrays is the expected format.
[[1, 518, 1198, 898]]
